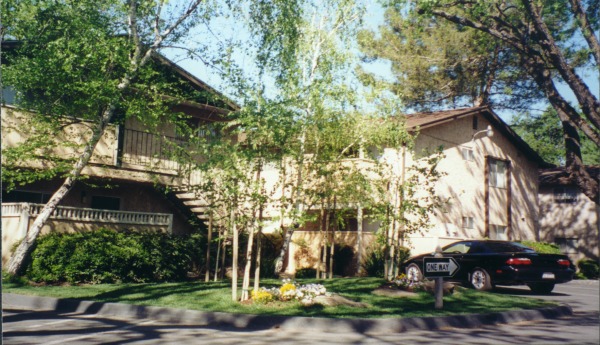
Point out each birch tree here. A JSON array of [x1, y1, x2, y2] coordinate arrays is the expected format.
[[2, 0, 225, 275], [266, 0, 365, 274]]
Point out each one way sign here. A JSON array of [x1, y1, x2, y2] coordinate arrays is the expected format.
[[423, 257, 460, 278]]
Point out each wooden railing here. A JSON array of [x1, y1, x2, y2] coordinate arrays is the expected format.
[[121, 128, 187, 172], [2, 203, 173, 229]]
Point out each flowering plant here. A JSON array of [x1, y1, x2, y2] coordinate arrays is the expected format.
[[394, 273, 426, 292], [251, 279, 328, 304]]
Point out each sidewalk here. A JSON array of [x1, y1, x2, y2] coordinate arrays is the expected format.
[[2, 292, 573, 334]]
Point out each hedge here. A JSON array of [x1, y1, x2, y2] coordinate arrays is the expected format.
[[25, 228, 203, 284]]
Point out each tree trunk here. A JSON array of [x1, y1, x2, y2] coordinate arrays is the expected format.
[[231, 206, 238, 301], [240, 219, 255, 301], [214, 226, 223, 281], [205, 210, 213, 282], [322, 201, 331, 279], [383, 199, 391, 280], [356, 204, 363, 276], [6, 104, 115, 275], [523, 55, 600, 203], [317, 202, 326, 278], [328, 196, 337, 279], [275, 132, 307, 274], [253, 203, 264, 292], [241, 166, 263, 301]]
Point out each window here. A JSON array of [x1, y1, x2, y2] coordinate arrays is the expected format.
[[489, 159, 507, 188], [2, 190, 51, 203], [91, 196, 121, 211], [553, 187, 578, 204], [462, 217, 474, 229], [555, 237, 577, 254], [490, 224, 508, 240], [197, 123, 220, 140], [2, 86, 16, 105], [462, 148, 474, 161], [443, 242, 471, 254]]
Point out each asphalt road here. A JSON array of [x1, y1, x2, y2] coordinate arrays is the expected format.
[[2, 280, 598, 345]]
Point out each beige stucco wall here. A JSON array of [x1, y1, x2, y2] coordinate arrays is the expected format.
[[539, 186, 599, 262], [1, 106, 117, 166], [287, 230, 378, 275]]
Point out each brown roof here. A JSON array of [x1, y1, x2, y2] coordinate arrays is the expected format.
[[405, 107, 486, 129], [404, 106, 553, 168], [540, 166, 600, 186]]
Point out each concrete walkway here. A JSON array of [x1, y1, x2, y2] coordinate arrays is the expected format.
[[2, 292, 573, 334]]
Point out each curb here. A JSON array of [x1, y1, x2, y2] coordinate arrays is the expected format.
[[2, 293, 573, 334]]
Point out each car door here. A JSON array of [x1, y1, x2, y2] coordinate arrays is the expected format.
[[441, 241, 472, 282]]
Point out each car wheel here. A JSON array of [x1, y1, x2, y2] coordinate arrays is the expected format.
[[527, 282, 555, 294], [406, 263, 422, 282], [470, 268, 493, 291]]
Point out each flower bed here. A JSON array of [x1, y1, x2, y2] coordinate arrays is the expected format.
[[394, 273, 426, 292], [252, 279, 328, 304]]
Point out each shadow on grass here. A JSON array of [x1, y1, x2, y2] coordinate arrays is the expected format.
[[4, 277, 554, 319]]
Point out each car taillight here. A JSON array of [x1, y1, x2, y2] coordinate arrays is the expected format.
[[506, 258, 532, 265], [557, 259, 571, 268]]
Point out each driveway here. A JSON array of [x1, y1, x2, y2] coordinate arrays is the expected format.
[[2, 280, 598, 345]]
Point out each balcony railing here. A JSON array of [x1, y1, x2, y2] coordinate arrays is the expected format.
[[121, 128, 187, 172], [2, 203, 173, 232]]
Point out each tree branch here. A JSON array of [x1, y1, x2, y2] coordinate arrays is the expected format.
[[568, 0, 600, 65], [520, 0, 600, 128]]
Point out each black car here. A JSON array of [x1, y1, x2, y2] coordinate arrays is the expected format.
[[402, 240, 575, 294]]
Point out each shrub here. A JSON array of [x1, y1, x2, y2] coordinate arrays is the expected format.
[[362, 246, 411, 278], [295, 268, 317, 279], [362, 246, 385, 277], [520, 240, 562, 254], [25, 228, 204, 284], [577, 259, 599, 279]]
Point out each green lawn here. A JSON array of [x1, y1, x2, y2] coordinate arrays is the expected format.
[[3, 277, 554, 319]]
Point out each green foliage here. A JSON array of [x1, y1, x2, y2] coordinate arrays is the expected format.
[[512, 107, 600, 165], [519, 240, 562, 254], [295, 268, 318, 279], [362, 245, 411, 278], [362, 246, 386, 277], [25, 228, 204, 284], [358, 2, 539, 111], [577, 259, 599, 279]]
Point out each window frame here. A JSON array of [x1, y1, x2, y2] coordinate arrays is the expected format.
[[489, 224, 508, 240], [489, 159, 508, 189]]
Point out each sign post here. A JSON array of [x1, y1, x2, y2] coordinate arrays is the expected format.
[[423, 249, 460, 310]]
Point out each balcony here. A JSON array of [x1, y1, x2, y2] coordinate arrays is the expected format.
[[1, 202, 174, 264]]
